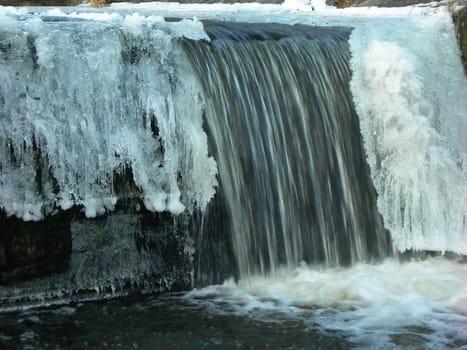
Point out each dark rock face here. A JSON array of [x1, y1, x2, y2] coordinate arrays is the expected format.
[[0, 185, 237, 309], [454, 6, 467, 73], [0, 204, 196, 308], [0, 210, 73, 284], [0, 165, 197, 306], [68, 207, 195, 293]]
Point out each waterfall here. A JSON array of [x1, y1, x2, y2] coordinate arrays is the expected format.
[[0, 5, 466, 296], [182, 22, 391, 278], [1, 5, 466, 349]]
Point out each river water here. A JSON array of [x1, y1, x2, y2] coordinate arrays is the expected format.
[[1, 257, 466, 349]]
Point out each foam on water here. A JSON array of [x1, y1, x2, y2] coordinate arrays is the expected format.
[[185, 258, 467, 348]]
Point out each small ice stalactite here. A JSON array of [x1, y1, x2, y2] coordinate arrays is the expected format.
[[0, 15, 217, 221]]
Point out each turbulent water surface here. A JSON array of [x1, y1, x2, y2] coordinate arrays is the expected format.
[[0, 258, 466, 349]]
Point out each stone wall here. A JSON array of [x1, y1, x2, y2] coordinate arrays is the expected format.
[[454, 5, 467, 72], [0, 205, 196, 308], [0, 171, 196, 306]]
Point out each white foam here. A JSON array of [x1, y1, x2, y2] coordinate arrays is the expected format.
[[186, 258, 467, 348], [35, 36, 55, 70], [169, 18, 211, 42], [123, 13, 146, 36], [282, 0, 314, 12], [0, 6, 28, 19], [68, 11, 122, 22]]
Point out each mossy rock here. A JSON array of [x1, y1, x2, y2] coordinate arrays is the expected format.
[[89, 0, 110, 7], [456, 7, 467, 72]]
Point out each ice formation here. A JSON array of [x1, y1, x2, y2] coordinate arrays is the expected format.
[[0, 10, 217, 220], [349, 12, 467, 254]]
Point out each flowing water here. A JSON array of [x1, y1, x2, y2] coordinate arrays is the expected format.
[[183, 23, 391, 278], [0, 2, 466, 349]]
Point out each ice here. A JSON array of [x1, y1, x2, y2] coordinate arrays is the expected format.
[[34, 36, 55, 69], [45, 8, 67, 17], [0, 6, 27, 19], [281, 0, 331, 11], [168, 18, 211, 41], [281, 0, 314, 12], [349, 11, 467, 254], [123, 13, 148, 36], [67, 11, 122, 22], [0, 13, 217, 220]]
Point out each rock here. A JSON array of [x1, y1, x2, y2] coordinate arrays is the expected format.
[[329, 0, 357, 8], [89, 0, 110, 7], [0, 205, 196, 307], [453, 5, 467, 72], [352, 0, 437, 7], [0, 210, 73, 284], [0, 168, 196, 306]]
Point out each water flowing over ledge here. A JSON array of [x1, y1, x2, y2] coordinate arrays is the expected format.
[[184, 22, 391, 277], [1, 2, 465, 252]]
